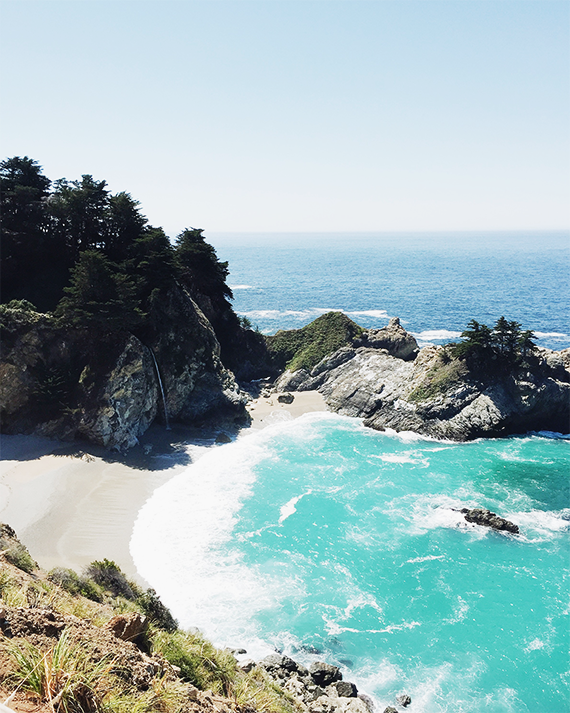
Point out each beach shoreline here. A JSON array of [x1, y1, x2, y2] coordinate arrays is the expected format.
[[0, 391, 327, 580]]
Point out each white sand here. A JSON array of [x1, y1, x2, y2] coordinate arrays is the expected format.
[[0, 391, 327, 579], [246, 390, 327, 428]]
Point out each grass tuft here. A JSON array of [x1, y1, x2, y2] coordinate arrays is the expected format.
[[3, 628, 115, 712], [152, 629, 237, 696]]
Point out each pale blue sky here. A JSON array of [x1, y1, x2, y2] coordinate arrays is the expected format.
[[1, 0, 568, 234]]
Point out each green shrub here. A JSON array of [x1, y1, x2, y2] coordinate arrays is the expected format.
[[0, 299, 37, 312], [0, 541, 37, 574], [136, 588, 177, 632], [84, 559, 141, 601], [152, 629, 237, 695], [266, 311, 363, 372], [48, 567, 104, 602]]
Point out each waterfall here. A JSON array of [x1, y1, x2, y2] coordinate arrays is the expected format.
[[149, 349, 171, 430]]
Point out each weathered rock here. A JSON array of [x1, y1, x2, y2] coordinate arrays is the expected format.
[[276, 333, 570, 441], [332, 681, 358, 698], [238, 659, 256, 673], [0, 288, 249, 449], [383, 708, 398, 713], [461, 508, 519, 534], [277, 392, 295, 404], [310, 661, 343, 686], [396, 693, 412, 707], [260, 652, 299, 674], [105, 612, 148, 644], [355, 317, 419, 361]]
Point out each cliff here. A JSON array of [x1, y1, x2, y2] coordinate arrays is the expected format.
[[0, 287, 247, 450], [275, 318, 570, 440], [0, 524, 380, 713], [0, 524, 298, 713]]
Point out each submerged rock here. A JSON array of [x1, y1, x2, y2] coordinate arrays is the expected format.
[[461, 508, 519, 534], [396, 693, 412, 707]]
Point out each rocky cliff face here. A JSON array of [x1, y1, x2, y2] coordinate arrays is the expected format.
[[0, 288, 247, 450], [275, 321, 570, 440]]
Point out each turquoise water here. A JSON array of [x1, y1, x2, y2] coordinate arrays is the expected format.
[[132, 232, 570, 710], [131, 415, 570, 712]]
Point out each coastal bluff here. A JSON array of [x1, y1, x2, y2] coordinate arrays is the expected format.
[[0, 287, 247, 450], [274, 317, 570, 441]]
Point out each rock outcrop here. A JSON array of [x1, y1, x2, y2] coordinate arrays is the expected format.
[[460, 508, 519, 534], [274, 322, 570, 441], [354, 317, 419, 361], [259, 654, 370, 713], [0, 288, 247, 450]]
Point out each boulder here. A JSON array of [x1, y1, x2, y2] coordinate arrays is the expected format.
[[356, 317, 419, 361], [396, 693, 412, 707], [461, 508, 519, 534], [260, 653, 299, 674], [332, 681, 358, 698], [105, 612, 148, 644], [309, 661, 343, 686], [277, 392, 295, 404]]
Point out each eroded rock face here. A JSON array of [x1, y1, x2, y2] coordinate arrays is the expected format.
[[355, 317, 419, 361], [276, 329, 570, 440], [0, 288, 248, 449]]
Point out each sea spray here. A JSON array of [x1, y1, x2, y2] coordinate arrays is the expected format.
[[131, 414, 570, 712]]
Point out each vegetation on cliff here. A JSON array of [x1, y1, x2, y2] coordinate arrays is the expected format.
[[452, 316, 537, 370], [0, 156, 267, 376], [0, 525, 299, 713], [266, 312, 363, 373]]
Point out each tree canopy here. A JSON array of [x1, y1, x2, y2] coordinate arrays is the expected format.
[[452, 316, 537, 368], [1, 157, 240, 346]]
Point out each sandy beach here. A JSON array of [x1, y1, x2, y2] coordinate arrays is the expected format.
[[0, 391, 327, 581]]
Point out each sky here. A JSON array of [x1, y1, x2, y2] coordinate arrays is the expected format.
[[1, 0, 568, 235]]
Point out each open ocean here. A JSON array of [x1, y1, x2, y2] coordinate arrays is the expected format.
[[131, 232, 570, 713]]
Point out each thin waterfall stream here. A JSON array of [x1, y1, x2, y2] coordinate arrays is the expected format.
[[149, 349, 171, 430]]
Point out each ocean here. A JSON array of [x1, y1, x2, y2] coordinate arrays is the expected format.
[[131, 232, 570, 713]]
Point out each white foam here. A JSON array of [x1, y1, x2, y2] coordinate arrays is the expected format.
[[278, 491, 311, 524], [346, 310, 389, 319], [229, 284, 254, 289], [524, 638, 545, 652], [238, 307, 391, 323], [130, 412, 346, 646], [511, 509, 569, 541], [412, 329, 462, 342], [534, 331, 568, 339], [377, 453, 430, 465], [405, 554, 445, 564]]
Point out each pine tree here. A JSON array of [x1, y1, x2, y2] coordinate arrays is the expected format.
[[56, 250, 143, 331]]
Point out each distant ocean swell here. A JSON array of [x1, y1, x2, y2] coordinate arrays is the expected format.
[[131, 414, 570, 712], [217, 231, 570, 350]]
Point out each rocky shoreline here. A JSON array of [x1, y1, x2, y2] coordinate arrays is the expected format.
[[273, 317, 570, 441], [2, 305, 569, 449], [247, 653, 411, 713]]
